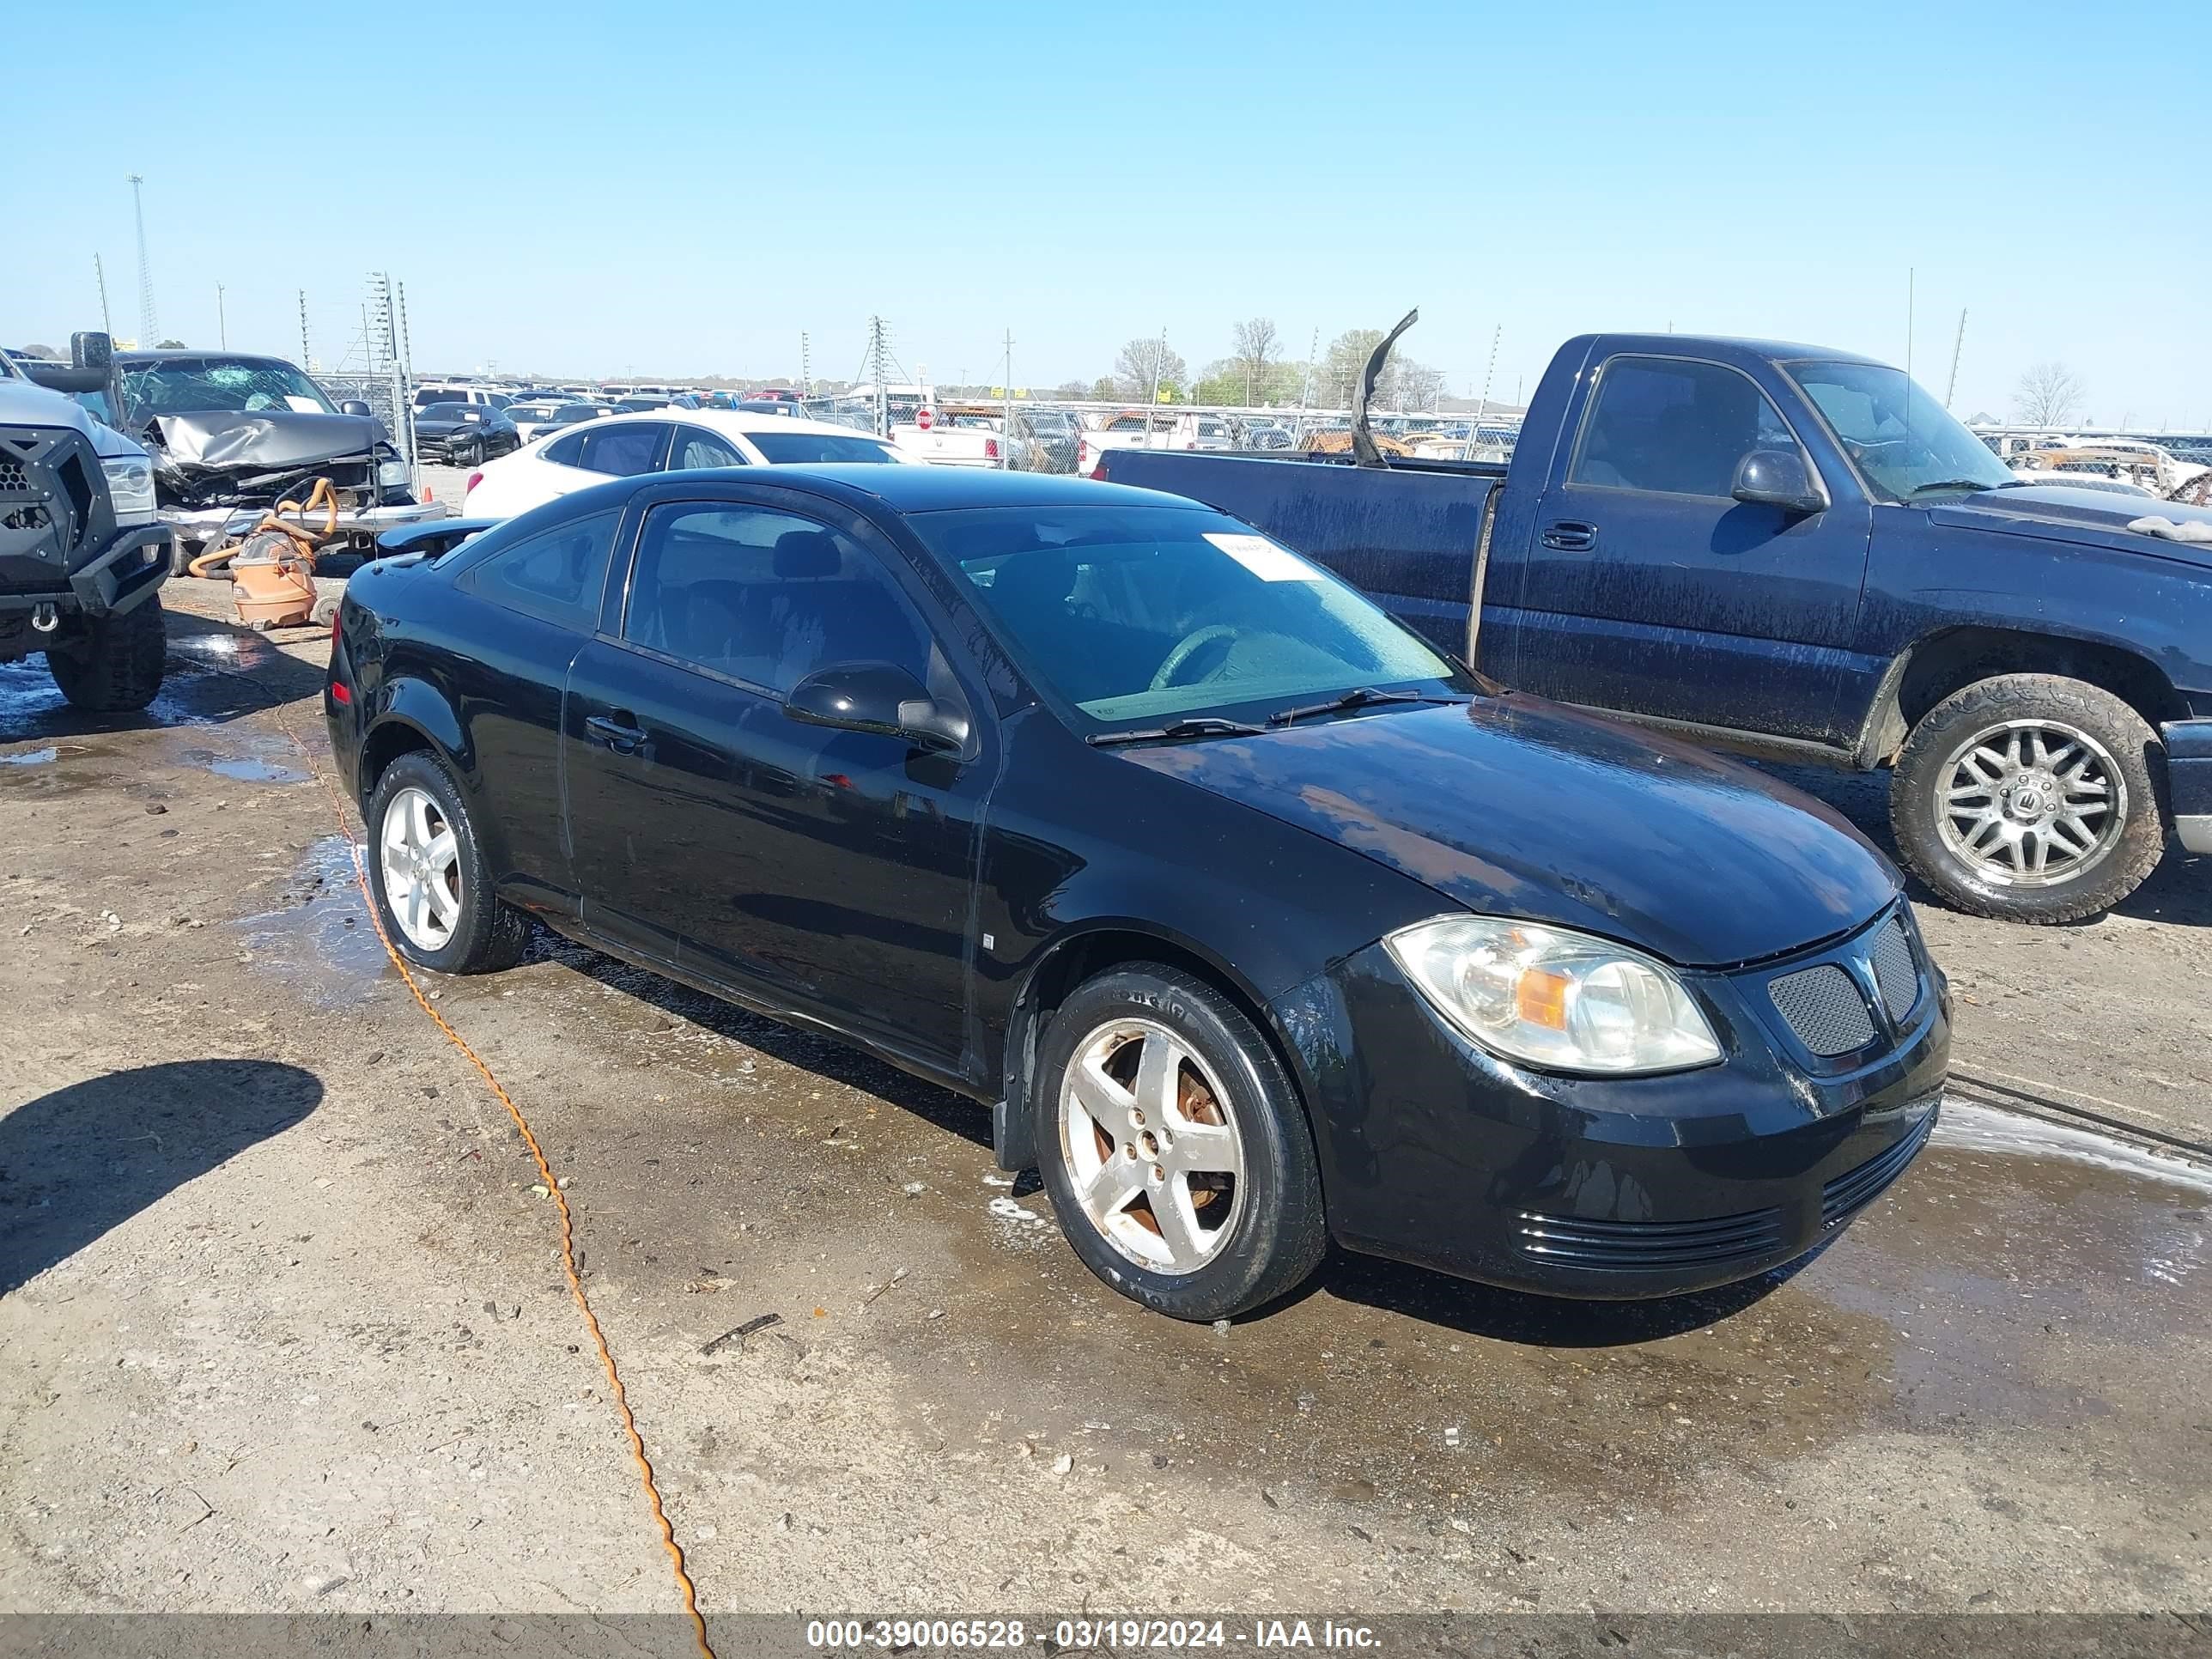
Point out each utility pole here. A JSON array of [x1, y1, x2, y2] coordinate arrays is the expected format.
[[1146, 325, 1166, 446], [1905, 267, 1916, 381], [216, 283, 227, 349], [297, 290, 311, 371], [799, 330, 811, 398], [127, 174, 157, 346], [94, 254, 112, 336], [1944, 307, 1967, 410], [1001, 327, 1015, 471], [1299, 325, 1318, 416], [867, 315, 889, 436]]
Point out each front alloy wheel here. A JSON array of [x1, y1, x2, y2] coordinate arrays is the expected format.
[[1892, 673, 2167, 923], [1059, 1018, 1245, 1275]]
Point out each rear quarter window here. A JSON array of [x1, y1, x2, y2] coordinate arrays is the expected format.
[[455, 508, 620, 630]]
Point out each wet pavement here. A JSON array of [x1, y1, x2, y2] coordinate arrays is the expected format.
[[1, 599, 2208, 1618]]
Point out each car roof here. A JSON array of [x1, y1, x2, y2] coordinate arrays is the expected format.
[[115, 350, 297, 367], [585, 407, 884, 440], [650, 463, 1201, 515]]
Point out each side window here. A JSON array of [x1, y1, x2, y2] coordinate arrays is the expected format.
[[674, 427, 745, 470], [575, 422, 671, 478], [457, 509, 620, 631], [625, 504, 931, 696], [542, 430, 586, 467], [1570, 356, 1799, 498]]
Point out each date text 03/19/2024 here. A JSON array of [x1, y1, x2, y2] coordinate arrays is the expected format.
[[802, 1619, 1382, 1650]]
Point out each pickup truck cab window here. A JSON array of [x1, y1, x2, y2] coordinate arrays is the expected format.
[[1787, 360, 2017, 503], [1570, 356, 1800, 498], [622, 503, 933, 694]]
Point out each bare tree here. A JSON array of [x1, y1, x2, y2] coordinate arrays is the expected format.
[[2012, 362, 2085, 427], [1112, 336, 1186, 403], [1227, 318, 1280, 405]]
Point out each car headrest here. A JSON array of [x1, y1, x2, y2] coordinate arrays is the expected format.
[[772, 528, 841, 578]]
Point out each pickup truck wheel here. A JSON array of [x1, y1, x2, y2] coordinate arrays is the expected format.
[[365, 751, 531, 974], [1034, 964, 1326, 1322], [1891, 674, 2166, 923], [46, 600, 167, 714]]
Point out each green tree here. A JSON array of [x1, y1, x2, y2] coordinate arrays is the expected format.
[[155, 337, 187, 349]]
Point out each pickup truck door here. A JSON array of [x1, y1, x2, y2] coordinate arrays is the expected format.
[[1499, 353, 1873, 748]]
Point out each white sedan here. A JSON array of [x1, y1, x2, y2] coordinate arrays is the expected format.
[[463, 408, 916, 518]]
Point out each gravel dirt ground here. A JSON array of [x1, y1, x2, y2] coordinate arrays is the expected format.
[[1, 569, 2208, 1631]]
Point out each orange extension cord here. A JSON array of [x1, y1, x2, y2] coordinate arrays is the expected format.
[[271, 705, 715, 1659]]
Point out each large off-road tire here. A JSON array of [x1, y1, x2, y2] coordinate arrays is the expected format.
[[1891, 673, 2166, 923], [46, 600, 167, 714], [1033, 963, 1326, 1322], [364, 750, 531, 974]]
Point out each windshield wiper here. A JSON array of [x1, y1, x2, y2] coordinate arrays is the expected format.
[[1907, 477, 2024, 498], [1266, 686, 1455, 727], [1086, 717, 1266, 748]]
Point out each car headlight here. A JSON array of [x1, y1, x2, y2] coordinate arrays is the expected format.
[[378, 459, 411, 488], [101, 456, 158, 526], [1383, 916, 1721, 1075]]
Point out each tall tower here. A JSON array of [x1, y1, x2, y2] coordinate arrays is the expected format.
[[127, 174, 157, 346]]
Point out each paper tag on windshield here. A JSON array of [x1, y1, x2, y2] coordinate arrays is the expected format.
[[1205, 532, 1322, 581]]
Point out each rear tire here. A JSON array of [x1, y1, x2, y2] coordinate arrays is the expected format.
[[46, 600, 167, 713], [1890, 673, 2166, 923], [1033, 964, 1326, 1321], [365, 750, 531, 974]]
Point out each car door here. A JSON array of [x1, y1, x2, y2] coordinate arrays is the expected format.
[[1504, 353, 1873, 746], [434, 507, 623, 915], [562, 486, 992, 1074]]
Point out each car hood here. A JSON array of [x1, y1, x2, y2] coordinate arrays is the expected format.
[[149, 409, 387, 471], [1929, 484, 2212, 569], [1121, 696, 1899, 969]]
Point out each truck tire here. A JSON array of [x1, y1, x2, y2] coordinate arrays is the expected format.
[[1890, 674, 2166, 923], [46, 600, 167, 714], [1032, 963, 1327, 1322]]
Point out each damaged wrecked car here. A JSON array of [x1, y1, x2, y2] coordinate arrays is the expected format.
[[25, 335, 446, 575]]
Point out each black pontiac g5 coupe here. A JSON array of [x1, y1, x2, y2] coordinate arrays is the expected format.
[[329, 466, 1947, 1321]]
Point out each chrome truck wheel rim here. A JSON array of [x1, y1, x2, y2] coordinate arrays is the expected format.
[[380, 785, 463, 951], [1936, 719, 2124, 888], [1058, 1018, 1246, 1275]]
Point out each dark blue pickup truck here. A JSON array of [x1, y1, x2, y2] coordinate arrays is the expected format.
[[1103, 333, 2212, 924]]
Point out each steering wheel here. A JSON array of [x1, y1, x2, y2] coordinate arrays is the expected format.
[[1150, 625, 1241, 690]]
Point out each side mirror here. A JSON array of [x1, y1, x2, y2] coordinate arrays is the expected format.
[[1731, 448, 1829, 515], [784, 662, 969, 755], [339, 399, 373, 417], [71, 331, 113, 374]]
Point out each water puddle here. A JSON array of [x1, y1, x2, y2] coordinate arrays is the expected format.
[[232, 834, 393, 1008], [0, 655, 233, 738], [0, 746, 62, 767], [171, 743, 306, 785]]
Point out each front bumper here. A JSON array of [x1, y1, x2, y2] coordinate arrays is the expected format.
[[2163, 718, 2212, 854], [0, 524, 171, 619], [160, 499, 449, 550], [1271, 903, 1950, 1298]]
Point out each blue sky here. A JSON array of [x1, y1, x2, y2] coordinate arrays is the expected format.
[[9, 0, 2207, 423]]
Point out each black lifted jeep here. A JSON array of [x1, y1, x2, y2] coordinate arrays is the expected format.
[[1, 334, 172, 712]]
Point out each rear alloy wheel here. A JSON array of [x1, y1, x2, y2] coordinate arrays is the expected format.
[[1034, 964, 1326, 1320], [365, 751, 530, 973], [1891, 674, 2166, 923]]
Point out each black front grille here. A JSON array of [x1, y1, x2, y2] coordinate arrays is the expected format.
[[1769, 963, 1876, 1055], [1821, 1109, 1937, 1230], [1869, 915, 1921, 1022], [1512, 1205, 1787, 1271]]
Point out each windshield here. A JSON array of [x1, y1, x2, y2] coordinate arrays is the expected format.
[[1788, 360, 2014, 501], [119, 358, 337, 426], [915, 503, 1463, 726], [747, 430, 900, 464]]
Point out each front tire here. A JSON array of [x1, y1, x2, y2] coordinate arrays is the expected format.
[[365, 750, 530, 973], [1890, 673, 2166, 923], [46, 600, 167, 713], [1033, 964, 1326, 1321]]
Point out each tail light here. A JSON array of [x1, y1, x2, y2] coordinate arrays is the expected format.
[[331, 608, 343, 646], [984, 438, 1000, 460], [465, 471, 483, 495]]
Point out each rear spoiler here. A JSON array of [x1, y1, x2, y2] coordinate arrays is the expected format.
[[375, 518, 501, 559]]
